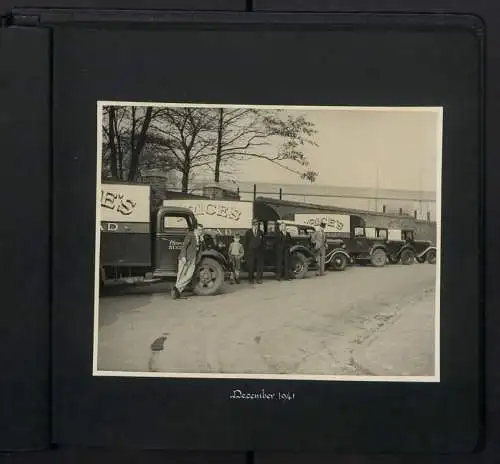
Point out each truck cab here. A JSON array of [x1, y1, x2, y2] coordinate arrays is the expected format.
[[153, 206, 229, 295], [256, 219, 350, 277], [376, 227, 437, 265], [241, 219, 317, 279], [344, 217, 390, 267], [401, 229, 437, 264], [100, 205, 229, 295], [152, 206, 198, 277]]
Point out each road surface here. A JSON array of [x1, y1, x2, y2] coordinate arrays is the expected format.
[[96, 263, 436, 377]]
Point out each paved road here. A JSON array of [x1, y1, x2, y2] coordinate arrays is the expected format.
[[96, 263, 436, 377]]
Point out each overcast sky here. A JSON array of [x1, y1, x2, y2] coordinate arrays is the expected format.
[[229, 108, 441, 193]]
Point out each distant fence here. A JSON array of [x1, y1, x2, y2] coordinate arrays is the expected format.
[[235, 188, 435, 223]]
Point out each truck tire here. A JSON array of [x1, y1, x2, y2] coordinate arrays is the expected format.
[[416, 256, 426, 264], [193, 257, 224, 296], [370, 248, 387, 267], [291, 252, 309, 279], [426, 249, 437, 264], [330, 253, 348, 271], [400, 249, 416, 265]]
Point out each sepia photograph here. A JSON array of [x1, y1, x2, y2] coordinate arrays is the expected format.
[[93, 102, 442, 381]]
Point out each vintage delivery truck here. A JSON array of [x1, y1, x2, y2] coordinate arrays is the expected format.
[[99, 184, 353, 292], [98, 182, 230, 295], [294, 213, 437, 267], [161, 198, 332, 279], [271, 219, 350, 273]]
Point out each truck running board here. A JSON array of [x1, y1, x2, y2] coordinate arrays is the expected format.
[[152, 270, 177, 278]]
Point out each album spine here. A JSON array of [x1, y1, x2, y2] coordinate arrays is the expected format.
[[0, 24, 51, 450], [6, 8, 485, 30]]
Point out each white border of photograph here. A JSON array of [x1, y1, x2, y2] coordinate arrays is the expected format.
[[93, 102, 443, 383]]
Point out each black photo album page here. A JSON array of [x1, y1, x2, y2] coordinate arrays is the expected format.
[[0, 6, 485, 455]]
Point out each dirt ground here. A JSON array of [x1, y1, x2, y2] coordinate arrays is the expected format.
[[96, 263, 436, 378]]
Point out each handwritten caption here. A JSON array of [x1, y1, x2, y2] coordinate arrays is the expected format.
[[229, 389, 295, 402]]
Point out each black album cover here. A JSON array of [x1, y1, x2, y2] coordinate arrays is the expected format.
[[45, 10, 483, 453], [0, 23, 51, 452], [1, 2, 249, 454], [0, 3, 488, 459]]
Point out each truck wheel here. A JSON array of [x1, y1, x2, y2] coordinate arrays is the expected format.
[[416, 256, 426, 264], [291, 252, 309, 279], [400, 249, 416, 265], [330, 253, 348, 271], [426, 250, 437, 264], [370, 248, 387, 267], [193, 258, 224, 296]]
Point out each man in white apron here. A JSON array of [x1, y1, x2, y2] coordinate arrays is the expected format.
[[171, 223, 204, 299]]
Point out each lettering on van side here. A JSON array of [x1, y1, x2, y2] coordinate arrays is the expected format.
[[101, 190, 137, 216], [100, 222, 150, 233], [101, 222, 119, 232], [188, 203, 242, 222], [304, 217, 345, 231], [168, 240, 183, 250]]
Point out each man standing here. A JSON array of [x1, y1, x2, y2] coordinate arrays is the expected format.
[[228, 233, 245, 284], [243, 219, 265, 284], [275, 222, 292, 281], [312, 221, 327, 276], [171, 222, 204, 299]]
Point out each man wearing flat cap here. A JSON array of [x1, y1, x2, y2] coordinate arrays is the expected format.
[[243, 218, 265, 284], [312, 221, 327, 276]]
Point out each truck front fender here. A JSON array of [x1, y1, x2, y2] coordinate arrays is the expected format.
[[289, 245, 316, 261], [416, 245, 437, 259], [325, 249, 350, 264], [369, 244, 388, 256], [199, 249, 230, 270]]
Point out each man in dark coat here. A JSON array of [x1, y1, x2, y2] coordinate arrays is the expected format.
[[312, 221, 327, 276], [276, 222, 293, 281], [243, 218, 265, 284]]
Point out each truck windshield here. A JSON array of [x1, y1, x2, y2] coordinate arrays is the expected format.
[[354, 227, 365, 237], [377, 229, 388, 239], [163, 215, 190, 231]]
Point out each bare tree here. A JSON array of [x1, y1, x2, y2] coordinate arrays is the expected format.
[[211, 108, 318, 183], [102, 106, 160, 182], [101, 106, 318, 194], [127, 106, 154, 181], [149, 108, 217, 192], [102, 106, 124, 179]]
